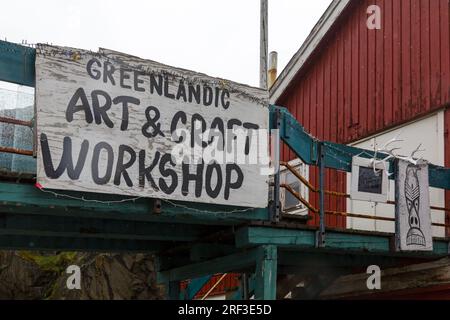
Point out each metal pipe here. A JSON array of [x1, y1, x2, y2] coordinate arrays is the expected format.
[[281, 185, 450, 228], [268, 51, 278, 88], [281, 161, 450, 212], [0, 116, 33, 127], [281, 161, 349, 197], [0, 146, 33, 156], [281, 183, 318, 213]]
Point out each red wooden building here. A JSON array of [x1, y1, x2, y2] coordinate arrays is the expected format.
[[271, 0, 449, 234], [190, 0, 450, 300]]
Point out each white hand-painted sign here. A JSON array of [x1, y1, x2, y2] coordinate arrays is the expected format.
[[35, 44, 270, 208], [395, 159, 433, 252]]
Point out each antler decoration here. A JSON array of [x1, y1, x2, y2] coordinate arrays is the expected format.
[[370, 132, 425, 177]]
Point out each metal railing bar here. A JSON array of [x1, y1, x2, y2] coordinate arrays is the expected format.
[[0, 116, 33, 127], [0, 146, 33, 156]]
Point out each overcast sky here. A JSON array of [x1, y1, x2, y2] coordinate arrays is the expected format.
[[1, 0, 332, 87]]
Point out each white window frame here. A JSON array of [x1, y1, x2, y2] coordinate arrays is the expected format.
[[350, 156, 389, 203], [280, 158, 309, 216]]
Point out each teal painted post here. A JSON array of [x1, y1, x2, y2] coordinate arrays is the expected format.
[[167, 281, 181, 300], [254, 245, 277, 300]]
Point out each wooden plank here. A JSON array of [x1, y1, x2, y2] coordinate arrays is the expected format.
[[236, 226, 449, 257], [0, 234, 163, 252], [344, 20, 353, 140], [401, 0, 412, 120], [337, 28, 345, 143], [236, 226, 390, 252], [420, 0, 431, 114], [235, 226, 316, 248], [375, 0, 385, 131], [383, 0, 394, 127], [360, 0, 370, 135], [410, 0, 422, 117], [351, 11, 360, 133], [0, 181, 270, 225], [158, 248, 261, 282], [429, 0, 442, 107], [440, 0, 450, 104], [35, 44, 269, 208], [392, 0, 403, 123], [367, 0, 377, 134], [0, 212, 211, 242], [310, 68, 318, 137]]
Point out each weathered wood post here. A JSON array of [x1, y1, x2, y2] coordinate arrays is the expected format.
[[254, 245, 278, 300], [260, 0, 268, 89]]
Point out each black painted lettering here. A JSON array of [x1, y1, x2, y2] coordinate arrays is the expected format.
[[120, 68, 132, 89], [91, 142, 114, 185], [86, 58, 101, 80], [203, 85, 213, 106], [176, 80, 187, 102], [205, 162, 222, 198], [40, 133, 89, 180], [221, 89, 230, 109], [150, 73, 163, 96], [170, 111, 187, 143], [66, 88, 93, 124], [182, 162, 204, 197], [114, 145, 137, 187], [224, 164, 243, 200], [113, 96, 140, 131], [138, 150, 160, 190], [188, 84, 201, 104], [243, 123, 259, 155], [209, 117, 225, 150], [191, 114, 207, 148], [103, 61, 116, 85], [134, 71, 146, 92], [164, 76, 175, 99], [159, 154, 178, 195], [91, 90, 114, 128]]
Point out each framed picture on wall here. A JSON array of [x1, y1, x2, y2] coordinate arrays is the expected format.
[[350, 156, 389, 203]]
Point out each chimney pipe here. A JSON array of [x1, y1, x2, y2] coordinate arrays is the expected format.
[[268, 51, 278, 88]]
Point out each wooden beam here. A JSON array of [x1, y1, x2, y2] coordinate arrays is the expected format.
[[0, 212, 213, 242], [271, 106, 450, 190], [0, 182, 270, 225], [158, 247, 263, 283], [190, 244, 239, 262], [0, 234, 164, 252], [237, 226, 450, 258]]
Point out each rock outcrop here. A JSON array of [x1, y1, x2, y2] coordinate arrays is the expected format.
[[0, 251, 164, 300]]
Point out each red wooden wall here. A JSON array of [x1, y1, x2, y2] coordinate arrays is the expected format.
[[276, 0, 450, 229]]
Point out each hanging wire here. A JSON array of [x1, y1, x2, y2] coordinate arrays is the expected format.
[[162, 199, 256, 215], [35, 183, 142, 205]]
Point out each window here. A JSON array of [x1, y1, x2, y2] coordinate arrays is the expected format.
[[280, 159, 309, 215], [0, 81, 35, 175]]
